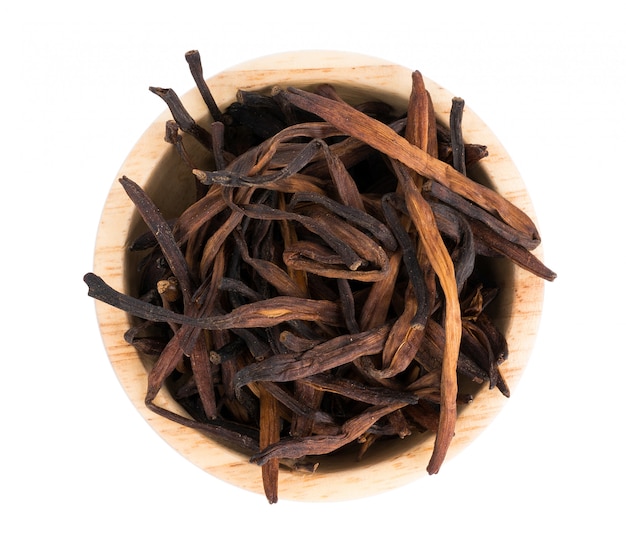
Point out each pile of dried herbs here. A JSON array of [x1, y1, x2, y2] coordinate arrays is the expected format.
[[84, 50, 555, 503]]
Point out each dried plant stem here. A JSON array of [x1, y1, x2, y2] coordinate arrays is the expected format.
[[119, 176, 194, 305], [250, 403, 408, 465], [391, 161, 462, 474], [149, 86, 213, 150], [450, 97, 467, 175], [184, 49, 224, 123], [259, 385, 280, 503], [84, 273, 343, 330]]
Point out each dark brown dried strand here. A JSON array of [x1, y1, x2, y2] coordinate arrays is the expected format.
[[429, 201, 475, 290], [277, 193, 309, 295], [129, 225, 175, 252], [464, 143, 489, 166], [198, 296, 344, 330], [234, 325, 391, 389], [258, 385, 281, 503], [218, 277, 264, 302], [250, 403, 407, 465], [119, 176, 194, 305], [381, 285, 426, 378], [84, 273, 343, 329], [358, 249, 402, 331], [282, 252, 388, 282], [381, 193, 429, 328], [312, 83, 397, 122], [179, 243, 228, 356], [460, 283, 487, 319], [145, 325, 188, 404], [290, 381, 325, 438], [193, 138, 324, 189], [403, 403, 441, 433], [164, 246, 225, 362], [238, 202, 365, 272], [283, 240, 345, 266], [211, 329, 241, 400], [211, 121, 228, 170], [318, 139, 366, 211], [184, 49, 224, 123], [302, 136, 374, 179], [247, 121, 346, 176], [190, 332, 218, 419], [391, 160, 462, 475], [229, 328, 272, 361], [85, 272, 191, 326], [164, 120, 200, 174], [233, 229, 307, 298], [303, 205, 391, 276], [198, 189, 253, 279], [414, 318, 501, 390], [386, 409, 412, 439], [198, 172, 326, 195], [433, 137, 489, 169], [302, 118, 407, 178], [261, 146, 297, 169], [173, 184, 227, 246], [288, 192, 397, 252], [406, 71, 438, 157], [278, 330, 323, 353], [427, 179, 540, 250], [125, 335, 168, 357], [379, 201, 430, 377], [149, 86, 213, 151], [475, 311, 509, 365], [209, 336, 246, 364], [252, 382, 334, 428], [405, 368, 442, 395], [450, 97, 467, 175], [146, 400, 260, 454], [337, 278, 360, 335], [469, 218, 556, 281], [304, 374, 420, 406], [463, 319, 502, 389], [405, 69, 439, 203]]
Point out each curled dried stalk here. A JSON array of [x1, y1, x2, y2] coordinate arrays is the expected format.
[[84, 273, 344, 330]]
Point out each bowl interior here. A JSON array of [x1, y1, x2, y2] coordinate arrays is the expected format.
[[94, 51, 544, 501]]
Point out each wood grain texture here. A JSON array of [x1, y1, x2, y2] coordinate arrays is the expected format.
[[92, 51, 544, 502]]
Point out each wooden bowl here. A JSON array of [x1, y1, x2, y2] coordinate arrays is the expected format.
[[92, 51, 545, 502]]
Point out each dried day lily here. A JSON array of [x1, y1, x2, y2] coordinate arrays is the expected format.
[[85, 51, 555, 502]]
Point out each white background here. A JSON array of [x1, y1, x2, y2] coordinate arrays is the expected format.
[[3, 1, 624, 550]]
